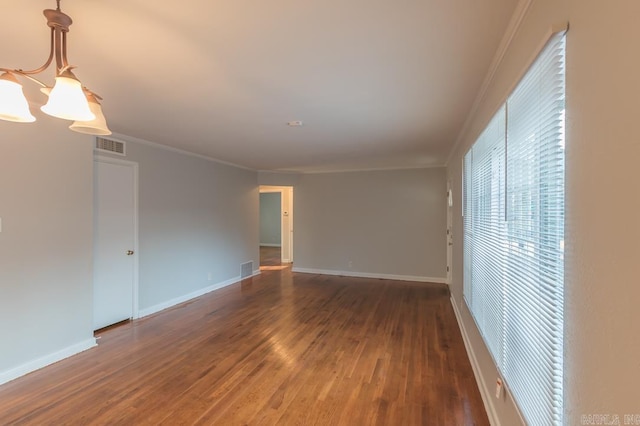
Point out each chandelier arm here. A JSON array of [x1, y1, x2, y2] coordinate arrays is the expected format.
[[16, 72, 49, 88], [54, 29, 64, 73], [62, 31, 69, 68], [16, 28, 56, 76], [0, 69, 48, 88]]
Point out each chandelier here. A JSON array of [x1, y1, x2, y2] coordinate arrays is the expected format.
[[0, 0, 111, 135]]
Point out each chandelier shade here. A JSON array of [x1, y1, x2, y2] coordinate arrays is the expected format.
[[69, 92, 111, 135], [41, 72, 95, 121], [0, 72, 36, 123]]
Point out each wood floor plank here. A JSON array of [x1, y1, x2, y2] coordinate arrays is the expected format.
[[0, 259, 488, 425]]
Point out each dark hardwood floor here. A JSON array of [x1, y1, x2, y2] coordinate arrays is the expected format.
[[260, 245, 282, 267], [0, 264, 488, 425]]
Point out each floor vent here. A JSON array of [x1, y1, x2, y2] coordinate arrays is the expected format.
[[241, 261, 253, 279], [95, 137, 126, 156]]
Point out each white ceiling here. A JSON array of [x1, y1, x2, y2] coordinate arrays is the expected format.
[[3, 0, 519, 172]]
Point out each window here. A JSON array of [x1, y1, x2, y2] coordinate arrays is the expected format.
[[463, 32, 566, 426]]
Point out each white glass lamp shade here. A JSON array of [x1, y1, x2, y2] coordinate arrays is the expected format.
[[69, 94, 111, 135], [41, 74, 95, 121], [0, 73, 36, 123]]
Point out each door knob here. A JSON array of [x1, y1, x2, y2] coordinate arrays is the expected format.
[[126, 250, 135, 256]]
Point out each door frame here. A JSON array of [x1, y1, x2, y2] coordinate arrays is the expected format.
[[94, 155, 140, 321], [446, 181, 453, 285], [259, 186, 293, 263]]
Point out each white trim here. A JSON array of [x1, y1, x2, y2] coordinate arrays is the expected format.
[[94, 155, 141, 321], [446, 180, 453, 285], [450, 297, 500, 426], [285, 187, 293, 264], [108, 135, 447, 174], [259, 186, 292, 193], [0, 338, 97, 386], [138, 272, 261, 318], [288, 164, 447, 174], [260, 243, 282, 248], [132, 163, 140, 320], [291, 267, 447, 284], [110, 132, 254, 171], [445, 0, 533, 166]]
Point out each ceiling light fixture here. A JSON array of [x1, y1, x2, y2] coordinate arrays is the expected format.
[[0, 0, 111, 135]]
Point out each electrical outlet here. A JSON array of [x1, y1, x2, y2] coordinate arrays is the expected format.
[[208, 272, 212, 281], [348, 260, 353, 268]]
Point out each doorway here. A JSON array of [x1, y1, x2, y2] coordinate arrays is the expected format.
[[93, 156, 139, 330], [259, 186, 293, 267]]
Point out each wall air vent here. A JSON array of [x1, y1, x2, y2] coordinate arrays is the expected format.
[[241, 261, 253, 279], [95, 137, 126, 156]]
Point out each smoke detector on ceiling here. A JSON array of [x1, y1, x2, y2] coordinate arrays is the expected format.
[[287, 121, 303, 127]]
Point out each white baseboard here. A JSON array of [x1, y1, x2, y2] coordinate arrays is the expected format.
[[0, 338, 97, 386], [260, 243, 282, 247], [139, 271, 261, 318], [450, 296, 500, 426], [291, 267, 447, 284]]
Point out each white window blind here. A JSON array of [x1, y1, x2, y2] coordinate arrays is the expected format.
[[463, 32, 565, 426], [468, 106, 506, 361], [463, 150, 473, 305]]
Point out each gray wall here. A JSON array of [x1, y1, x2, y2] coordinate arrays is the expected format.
[[0, 127, 260, 381], [258, 171, 300, 187], [447, 0, 640, 423], [293, 168, 447, 281], [102, 138, 260, 312], [260, 192, 281, 246], [0, 118, 95, 377]]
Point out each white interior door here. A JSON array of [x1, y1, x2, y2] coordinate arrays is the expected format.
[[93, 158, 137, 330]]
